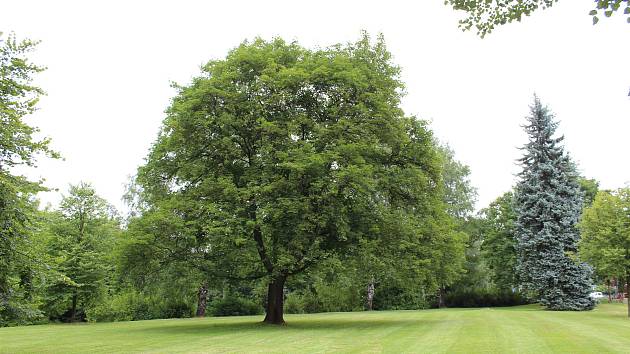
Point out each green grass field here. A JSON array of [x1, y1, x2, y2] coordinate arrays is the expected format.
[[2, 303, 629, 353]]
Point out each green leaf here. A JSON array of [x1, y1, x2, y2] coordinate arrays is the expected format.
[[624, 6, 630, 14], [589, 9, 598, 15], [593, 16, 600, 24], [604, 10, 613, 17]]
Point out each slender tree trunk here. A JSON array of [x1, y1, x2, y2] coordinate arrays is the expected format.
[[196, 282, 209, 317], [438, 286, 446, 308], [607, 279, 612, 303], [263, 275, 286, 325], [366, 278, 375, 311], [19, 270, 33, 301], [70, 292, 78, 322]]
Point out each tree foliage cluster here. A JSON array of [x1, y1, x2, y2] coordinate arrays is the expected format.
[[0, 32, 56, 326], [446, 0, 630, 37]]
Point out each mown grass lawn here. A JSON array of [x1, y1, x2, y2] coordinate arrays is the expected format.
[[2, 303, 629, 353]]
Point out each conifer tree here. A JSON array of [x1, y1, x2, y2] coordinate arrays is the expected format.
[[514, 96, 594, 311]]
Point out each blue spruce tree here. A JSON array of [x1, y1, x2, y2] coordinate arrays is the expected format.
[[514, 96, 594, 311]]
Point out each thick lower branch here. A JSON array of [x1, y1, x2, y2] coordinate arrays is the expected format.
[[253, 225, 273, 273]]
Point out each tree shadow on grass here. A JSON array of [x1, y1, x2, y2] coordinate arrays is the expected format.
[[132, 317, 437, 336]]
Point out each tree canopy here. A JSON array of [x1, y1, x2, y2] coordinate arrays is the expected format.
[[133, 33, 453, 324], [445, 0, 630, 37], [0, 32, 58, 326], [439, 145, 477, 220]]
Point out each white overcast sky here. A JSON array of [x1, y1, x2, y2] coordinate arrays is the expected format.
[[3, 0, 629, 213]]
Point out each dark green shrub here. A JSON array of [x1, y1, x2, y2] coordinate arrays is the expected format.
[[160, 299, 194, 318], [301, 293, 323, 313], [444, 289, 529, 308], [285, 280, 363, 314], [86, 289, 152, 322], [373, 283, 429, 310], [209, 297, 262, 317], [0, 300, 46, 327], [284, 293, 305, 314], [86, 288, 195, 322], [315, 283, 362, 312]]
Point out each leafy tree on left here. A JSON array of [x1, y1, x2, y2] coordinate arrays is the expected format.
[[0, 32, 59, 326]]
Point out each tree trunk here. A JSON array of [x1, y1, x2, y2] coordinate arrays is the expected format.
[[607, 279, 612, 303], [366, 278, 375, 311], [70, 292, 78, 322], [627, 276, 629, 318], [438, 286, 446, 308], [263, 275, 286, 325], [196, 282, 209, 317]]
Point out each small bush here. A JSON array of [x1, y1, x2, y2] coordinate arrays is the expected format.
[[86, 290, 146, 322], [0, 300, 46, 327], [284, 293, 305, 314], [209, 297, 262, 317], [316, 284, 362, 312], [86, 289, 195, 322], [285, 281, 364, 314], [160, 300, 194, 318], [374, 283, 429, 310], [301, 293, 323, 313]]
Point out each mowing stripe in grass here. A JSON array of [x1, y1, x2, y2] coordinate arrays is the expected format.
[[2, 303, 630, 353]]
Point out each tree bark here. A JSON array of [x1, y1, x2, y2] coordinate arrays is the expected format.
[[263, 275, 286, 325], [196, 282, 209, 317], [366, 278, 375, 311], [607, 278, 612, 303], [70, 292, 78, 322], [438, 286, 446, 308]]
